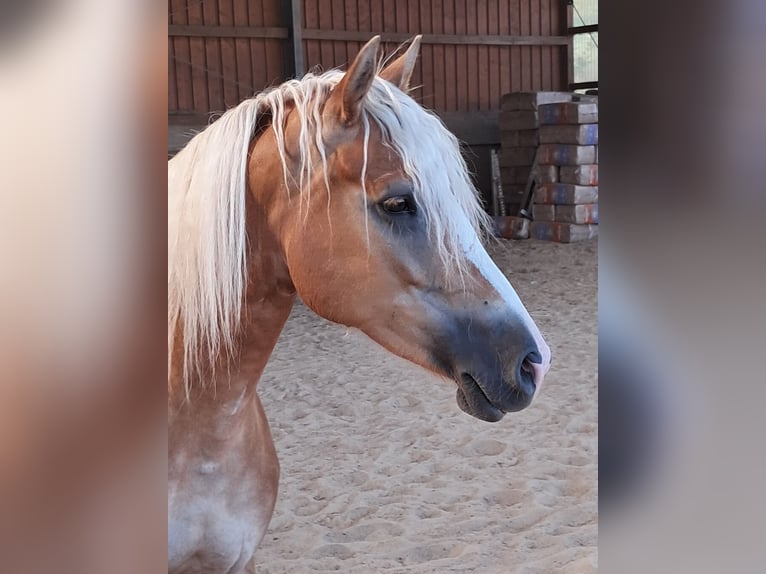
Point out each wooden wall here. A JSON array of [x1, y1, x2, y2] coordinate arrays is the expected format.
[[168, 0, 570, 197], [299, 0, 567, 113]]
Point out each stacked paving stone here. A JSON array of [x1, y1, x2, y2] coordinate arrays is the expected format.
[[498, 92, 573, 211], [498, 92, 599, 243]]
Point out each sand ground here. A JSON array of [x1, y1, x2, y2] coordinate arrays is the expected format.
[[254, 238, 598, 573]]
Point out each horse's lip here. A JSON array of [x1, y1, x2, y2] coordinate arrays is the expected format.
[[456, 373, 505, 422]]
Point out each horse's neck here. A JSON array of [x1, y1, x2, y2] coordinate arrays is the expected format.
[[170, 194, 296, 419], [169, 289, 295, 449]]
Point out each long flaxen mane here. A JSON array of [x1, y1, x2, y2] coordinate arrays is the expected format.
[[168, 65, 492, 388]]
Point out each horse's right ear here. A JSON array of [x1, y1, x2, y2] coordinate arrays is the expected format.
[[324, 35, 381, 126]]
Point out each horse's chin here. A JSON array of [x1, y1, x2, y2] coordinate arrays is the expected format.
[[455, 375, 506, 423]]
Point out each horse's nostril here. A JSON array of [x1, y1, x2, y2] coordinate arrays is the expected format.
[[519, 350, 543, 390], [525, 349, 542, 366]]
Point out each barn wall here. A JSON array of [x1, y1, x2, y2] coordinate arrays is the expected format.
[[168, 0, 570, 196]]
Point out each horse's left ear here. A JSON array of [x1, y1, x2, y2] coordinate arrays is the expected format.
[[380, 35, 422, 91], [325, 35, 381, 126]]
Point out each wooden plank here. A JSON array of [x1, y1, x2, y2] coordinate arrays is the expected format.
[[187, 0, 209, 113], [263, 1, 283, 87], [202, 0, 224, 112], [332, 0, 347, 66], [248, 1, 267, 90], [382, 0, 396, 33], [530, 0, 541, 90], [431, 0, 445, 110], [487, 0, 500, 109], [520, 0, 531, 90], [170, 0, 194, 112], [418, 0, 435, 109], [233, 0, 253, 101], [407, 0, 422, 92], [168, 33, 178, 111], [168, 25, 289, 39], [395, 0, 408, 32], [219, 0, 239, 108], [540, 0, 551, 89], [304, 1, 320, 71], [345, 0, 360, 72], [358, 0, 370, 31], [167, 1, 178, 112], [551, 0, 564, 89], [477, 0, 490, 110], [298, 29, 568, 45], [454, 0, 468, 110], [465, 0, 477, 111], [444, 0, 456, 112], [498, 0, 510, 98], [510, 3, 521, 92], [318, 0, 334, 69]]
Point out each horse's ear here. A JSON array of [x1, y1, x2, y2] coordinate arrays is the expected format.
[[380, 35, 422, 91], [325, 35, 381, 126]]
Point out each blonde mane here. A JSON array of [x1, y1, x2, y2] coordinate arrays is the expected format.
[[168, 68, 492, 387]]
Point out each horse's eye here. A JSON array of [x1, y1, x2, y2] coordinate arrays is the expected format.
[[381, 195, 415, 214]]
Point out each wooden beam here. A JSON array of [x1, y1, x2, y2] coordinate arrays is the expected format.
[[168, 25, 567, 47], [569, 24, 599, 35], [300, 30, 568, 46], [288, 0, 304, 77], [168, 25, 288, 39]]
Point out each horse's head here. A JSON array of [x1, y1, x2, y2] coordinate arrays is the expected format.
[[253, 36, 551, 422]]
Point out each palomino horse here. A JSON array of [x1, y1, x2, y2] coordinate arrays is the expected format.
[[168, 36, 551, 573]]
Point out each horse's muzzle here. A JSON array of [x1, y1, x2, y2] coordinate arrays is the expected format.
[[453, 346, 547, 422]]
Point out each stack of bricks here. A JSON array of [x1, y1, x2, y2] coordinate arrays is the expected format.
[[498, 92, 599, 243], [498, 92, 573, 212]]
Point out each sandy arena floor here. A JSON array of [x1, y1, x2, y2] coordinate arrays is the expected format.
[[254, 237, 598, 573]]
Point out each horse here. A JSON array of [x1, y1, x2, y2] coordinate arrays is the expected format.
[[168, 36, 551, 573]]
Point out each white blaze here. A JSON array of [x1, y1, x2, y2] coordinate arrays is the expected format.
[[457, 215, 552, 389]]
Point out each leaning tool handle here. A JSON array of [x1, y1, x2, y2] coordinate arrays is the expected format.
[[490, 149, 507, 217], [517, 146, 540, 221]]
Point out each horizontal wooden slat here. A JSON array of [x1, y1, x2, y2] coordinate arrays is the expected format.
[[168, 25, 289, 39], [168, 112, 502, 152], [169, 25, 568, 46], [300, 30, 568, 46]]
